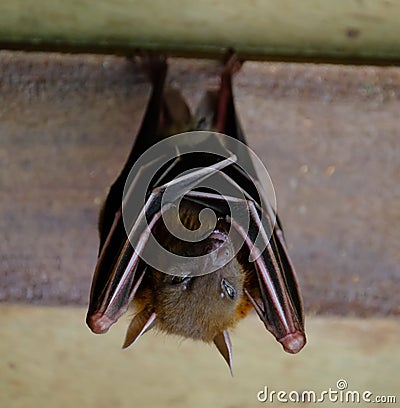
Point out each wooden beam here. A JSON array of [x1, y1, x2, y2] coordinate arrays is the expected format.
[[1, 0, 400, 64]]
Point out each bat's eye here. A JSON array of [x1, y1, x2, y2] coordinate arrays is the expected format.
[[221, 278, 236, 300], [171, 275, 192, 285]]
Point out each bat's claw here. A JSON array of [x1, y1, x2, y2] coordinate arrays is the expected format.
[[222, 49, 243, 77], [279, 331, 306, 354], [214, 330, 234, 376], [130, 51, 167, 85]]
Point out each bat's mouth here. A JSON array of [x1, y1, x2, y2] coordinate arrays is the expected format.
[[279, 331, 306, 354]]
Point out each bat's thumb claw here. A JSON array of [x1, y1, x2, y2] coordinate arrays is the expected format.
[[123, 310, 157, 349], [214, 330, 234, 376]]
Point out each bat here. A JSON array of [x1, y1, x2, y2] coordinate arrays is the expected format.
[[86, 54, 306, 373]]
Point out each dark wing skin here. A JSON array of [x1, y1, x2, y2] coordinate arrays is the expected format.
[[87, 57, 168, 331], [98, 58, 168, 251], [86, 54, 306, 354], [214, 55, 305, 351]]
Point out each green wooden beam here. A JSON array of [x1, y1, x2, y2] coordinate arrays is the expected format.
[[1, 0, 400, 65]]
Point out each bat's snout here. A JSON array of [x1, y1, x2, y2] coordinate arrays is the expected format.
[[279, 331, 306, 354]]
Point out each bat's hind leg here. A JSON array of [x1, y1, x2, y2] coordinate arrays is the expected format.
[[215, 52, 243, 137]]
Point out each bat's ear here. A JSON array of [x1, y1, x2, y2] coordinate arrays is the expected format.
[[213, 330, 233, 376], [122, 310, 157, 349], [195, 89, 218, 130], [161, 87, 193, 137]]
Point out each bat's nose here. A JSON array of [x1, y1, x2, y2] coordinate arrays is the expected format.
[[279, 331, 306, 354]]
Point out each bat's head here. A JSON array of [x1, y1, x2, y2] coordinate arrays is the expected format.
[[122, 203, 253, 371], [152, 231, 244, 342], [156, 267, 242, 342], [123, 230, 251, 345], [123, 231, 247, 373]]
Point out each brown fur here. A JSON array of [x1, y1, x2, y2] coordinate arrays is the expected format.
[[130, 199, 256, 343]]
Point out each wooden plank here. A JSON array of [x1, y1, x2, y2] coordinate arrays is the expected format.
[[1, 0, 400, 64], [1, 52, 399, 315]]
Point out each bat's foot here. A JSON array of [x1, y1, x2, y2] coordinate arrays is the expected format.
[[279, 331, 306, 354], [222, 49, 243, 78], [214, 50, 242, 134], [130, 51, 167, 85]]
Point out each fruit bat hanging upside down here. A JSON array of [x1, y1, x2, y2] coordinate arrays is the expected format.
[[86, 54, 306, 373]]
